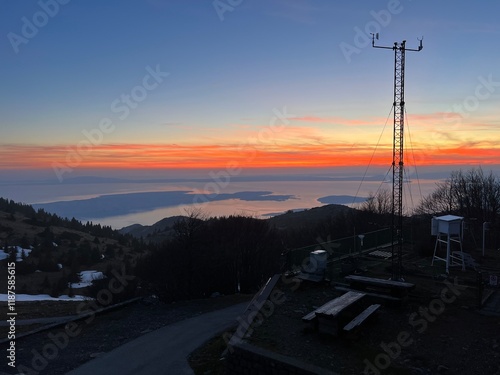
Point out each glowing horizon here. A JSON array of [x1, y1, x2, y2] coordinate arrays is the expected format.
[[2, 110, 499, 171], [2, 140, 500, 171], [2, 2, 500, 177]]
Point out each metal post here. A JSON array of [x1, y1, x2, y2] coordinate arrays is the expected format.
[[392, 41, 405, 281], [483, 221, 491, 256], [371, 34, 423, 280], [446, 233, 450, 274], [358, 234, 365, 255], [477, 271, 483, 308], [483, 223, 486, 257]]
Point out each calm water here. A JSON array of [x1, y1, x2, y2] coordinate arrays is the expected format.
[[0, 177, 442, 229]]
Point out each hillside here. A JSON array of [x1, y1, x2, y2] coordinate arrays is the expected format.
[[119, 215, 187, 242], [267, 203, 353, 230], [0, 197, 142, 297], [0, 196, 370, 304], [119, 204, 356, 243]]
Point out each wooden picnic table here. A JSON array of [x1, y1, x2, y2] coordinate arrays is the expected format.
[[303, 291, 366, 335], [302, 291, 365, 321]]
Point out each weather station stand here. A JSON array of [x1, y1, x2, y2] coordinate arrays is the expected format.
[[431, 215, 465, 274]]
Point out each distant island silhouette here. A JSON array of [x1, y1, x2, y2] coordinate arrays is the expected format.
[[317, 195, 367, 204], [33, 190, 296, 219]]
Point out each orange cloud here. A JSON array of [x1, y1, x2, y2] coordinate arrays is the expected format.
[[1, 141, 500, 171]]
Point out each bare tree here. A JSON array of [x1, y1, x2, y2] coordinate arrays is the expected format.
[[415, 177, 455, 215], [172, 208, 206, 246], [362, 189, 392, 215], [415, 167, 500, 223]]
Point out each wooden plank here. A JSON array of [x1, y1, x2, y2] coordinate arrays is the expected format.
[[345, 275, 414, 288], [318, 291, 365, 317], [345, 275, 415, 290], [302, 291, 365, 322], [314, 292, 366, 336], [343, 304, 380, 332], [231, 274, 281, 342], [243, 274, 282, 318], [302, 298, 342, 321], [302, 311, 317, 322], [335, 286, 401, 302]]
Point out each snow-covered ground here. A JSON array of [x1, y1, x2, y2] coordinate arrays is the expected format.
[[0, 246, 32, 262], [70, 270, 105, 289], [0, 293, 88, 302]]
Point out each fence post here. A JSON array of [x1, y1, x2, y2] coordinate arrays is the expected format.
[[477, 271, 483, 308]]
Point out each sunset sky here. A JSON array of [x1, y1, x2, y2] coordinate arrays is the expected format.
[[1, 0, 499, 179]]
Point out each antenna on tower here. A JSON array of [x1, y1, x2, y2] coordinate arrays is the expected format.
[[371, 34, 423, 281]]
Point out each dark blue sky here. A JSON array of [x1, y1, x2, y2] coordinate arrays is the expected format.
[[1, 0, 499, 173]]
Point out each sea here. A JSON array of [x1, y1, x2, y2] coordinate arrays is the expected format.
[[0, 167, 449, 229]]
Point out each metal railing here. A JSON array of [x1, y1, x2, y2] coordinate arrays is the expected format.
[[287, 228, 392, 269]]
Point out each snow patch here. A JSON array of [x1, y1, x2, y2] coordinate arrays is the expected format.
[[70, 270, 105, 289], [0, 246, 32, 262], [0, 294, 89, 302]]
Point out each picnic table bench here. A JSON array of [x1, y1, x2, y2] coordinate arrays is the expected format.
[[302, 291, 366, 335], [345, 275, 415, 299], [343, 303, 380, 334], [335, 285, 401, 303]]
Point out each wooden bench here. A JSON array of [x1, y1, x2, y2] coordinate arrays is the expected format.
[[335, 285, 401, 303], [343, 304, 380, 333], [345, 275, 415, 298]]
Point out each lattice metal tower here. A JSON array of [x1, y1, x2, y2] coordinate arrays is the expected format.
[[371, 34, 423, 280]]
